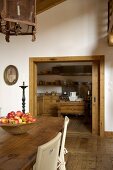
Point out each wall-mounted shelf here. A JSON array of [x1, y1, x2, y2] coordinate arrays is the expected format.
[[37, 65, 92, 97], [38, 74, 57, 75], [37, 84, 62, 86], [38, 64, 92, 76], [38, 73, 92, 76]]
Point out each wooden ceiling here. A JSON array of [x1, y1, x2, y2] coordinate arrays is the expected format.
[[36, 0, 66, 14]]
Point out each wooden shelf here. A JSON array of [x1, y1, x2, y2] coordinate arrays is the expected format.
[[37, 82, 92, 86], [38, 73, 57, 75], [38, 73, 92, 76], [37, 84, 62, 86]]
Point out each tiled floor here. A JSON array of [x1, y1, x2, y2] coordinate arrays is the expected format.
[[65, 116, 113, 170], [67, 115, 92, 136]]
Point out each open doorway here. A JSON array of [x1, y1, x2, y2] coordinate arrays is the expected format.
[[29, 56, 104, 136]]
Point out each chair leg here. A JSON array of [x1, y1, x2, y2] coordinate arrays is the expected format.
[[57, 154, 66, 170], [58, 163, 66, 170]]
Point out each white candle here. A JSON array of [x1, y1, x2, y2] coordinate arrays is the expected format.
[[17, 3, 20, 16], [22, 74, 25, 83]]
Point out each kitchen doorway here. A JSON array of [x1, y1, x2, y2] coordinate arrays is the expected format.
[[29, 56, 104, 136]]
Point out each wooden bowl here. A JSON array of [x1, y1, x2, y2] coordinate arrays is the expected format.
[[0, 122, 37, 135]]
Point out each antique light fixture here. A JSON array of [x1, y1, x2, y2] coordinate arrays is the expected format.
[[0, 0, 36, 42]]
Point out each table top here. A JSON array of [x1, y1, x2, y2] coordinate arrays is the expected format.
[[0, 116, 64, 170]]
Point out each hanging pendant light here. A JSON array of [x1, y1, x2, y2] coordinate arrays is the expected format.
[[0, 0, 36, 42]]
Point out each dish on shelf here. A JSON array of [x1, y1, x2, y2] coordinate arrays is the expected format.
[[76, 98, 83, 102], [69, 96, 78, 101]]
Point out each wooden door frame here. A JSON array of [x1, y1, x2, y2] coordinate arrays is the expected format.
[[29, 55, 104, 136]]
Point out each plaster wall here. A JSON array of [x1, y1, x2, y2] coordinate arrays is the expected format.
[[0, 0, 112, 131]]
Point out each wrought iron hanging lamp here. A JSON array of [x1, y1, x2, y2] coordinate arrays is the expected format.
[[0, 0, 36, 42]]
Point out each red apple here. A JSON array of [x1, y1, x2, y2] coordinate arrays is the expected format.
[[1, 117, 8, 124], [15, 117, 22, 123], [16, 111, 23, 117], [21, 114, 29, 122], [13, 119, 19, 124], [7, 111, 15, 118], [8, 118, 15, 124], [18, 118, 22, 123]]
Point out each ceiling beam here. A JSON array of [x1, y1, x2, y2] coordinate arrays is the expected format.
[[36, 0, 66, 14]]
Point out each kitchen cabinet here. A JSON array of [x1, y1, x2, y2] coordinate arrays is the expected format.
[[58, 101, 85, 117], [37, 95, 59, 116]]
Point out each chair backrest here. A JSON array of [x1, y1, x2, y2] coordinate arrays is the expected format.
[[35, 132, 62, 170], [59, 116, 69, 158]]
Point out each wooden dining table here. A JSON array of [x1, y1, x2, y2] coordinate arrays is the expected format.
[[0, 116, 64, 170]]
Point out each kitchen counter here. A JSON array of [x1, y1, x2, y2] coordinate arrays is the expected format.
[[0, 116, 63, 170], [58, 101, 85, 117]]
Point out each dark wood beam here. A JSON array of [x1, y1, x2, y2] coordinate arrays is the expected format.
[[108, 0, 113, 32], [36, 0, 66, 14]]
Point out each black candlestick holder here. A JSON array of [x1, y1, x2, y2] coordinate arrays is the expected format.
[[19, 82, 28, 113]]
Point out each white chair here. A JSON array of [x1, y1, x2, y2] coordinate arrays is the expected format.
[[33, 132, 62, 170], [57, 116, 69, 170]]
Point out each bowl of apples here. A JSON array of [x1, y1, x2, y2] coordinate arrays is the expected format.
[[0, 111, 37, 135]]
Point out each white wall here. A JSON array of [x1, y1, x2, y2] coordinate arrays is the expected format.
[[0, 0, 112, 131]]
